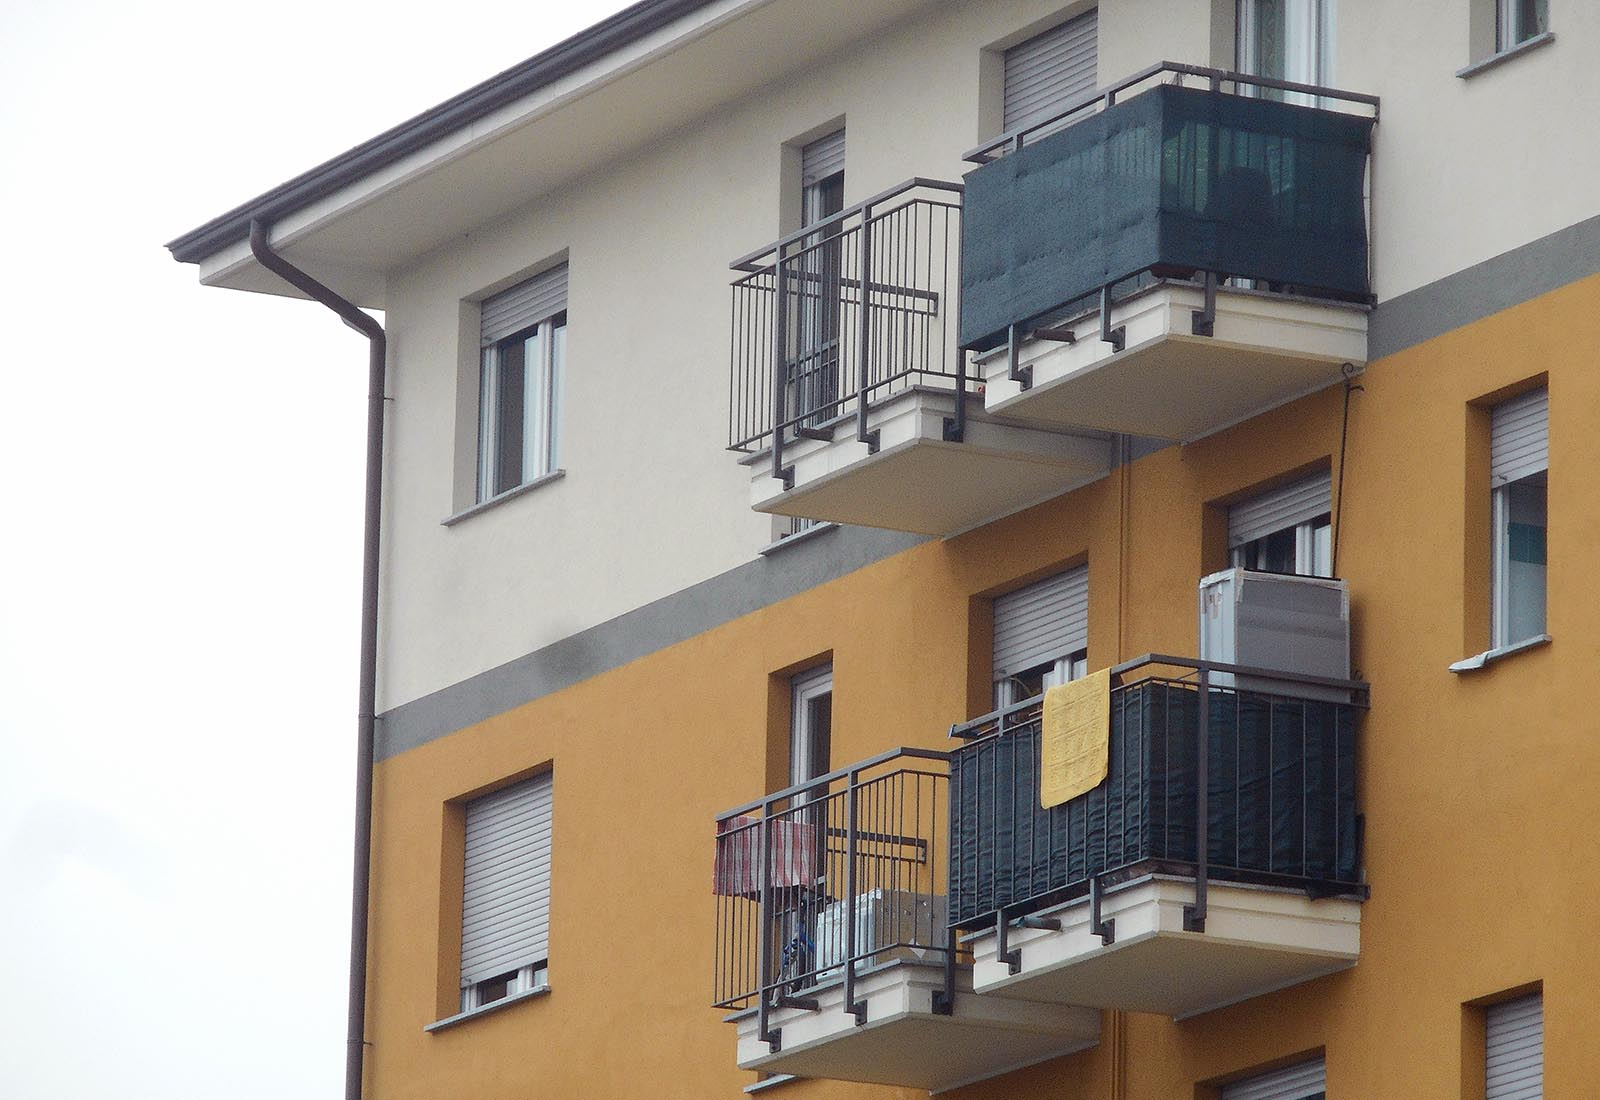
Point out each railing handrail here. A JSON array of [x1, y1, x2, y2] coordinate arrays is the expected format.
[[714, 745, 951, 822], [949, 651, 1371, 740], [963, 60, 1381, 165], [729, 177, 964, 273]]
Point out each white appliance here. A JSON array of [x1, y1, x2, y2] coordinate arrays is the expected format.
[[813, 888, 947, 980], [1198, 568, 1350, 702]]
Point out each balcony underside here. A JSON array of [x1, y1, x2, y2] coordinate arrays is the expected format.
[[980, 285, 1368, 443], [969, 876, 1360, 1019], [731, 961, 1100, 1092], [747, 388, 1112, 536]]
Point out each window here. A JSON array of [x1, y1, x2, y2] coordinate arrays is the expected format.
[[993, 565, 1089, 708], [1486, 991, 1543, 1099], [460, 772, 553, 1013], [1237, 0, 1333, 99], [792, 131, 845, 429], [790, 665, 833, 796], [477, 265, 568, 502], [1002, 9, 1099, 136], [1219, 1057, 1326, 1100], [1490, 387, 1548, 648], [1498, 0, 1548, 50], [1229, 470, 1333, 578]]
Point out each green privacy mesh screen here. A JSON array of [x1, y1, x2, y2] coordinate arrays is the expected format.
[[959, 82, 1374, 353]]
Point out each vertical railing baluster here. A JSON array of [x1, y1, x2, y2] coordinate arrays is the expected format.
[[770, 249, 788, 485], [856, 205, 874, 449]]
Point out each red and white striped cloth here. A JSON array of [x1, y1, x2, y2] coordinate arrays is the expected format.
[[713, 814, 819, 897]]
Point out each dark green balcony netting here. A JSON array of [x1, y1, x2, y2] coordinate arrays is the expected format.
[[948, 680, 1360, 929], [959, 83, 1375, 353]]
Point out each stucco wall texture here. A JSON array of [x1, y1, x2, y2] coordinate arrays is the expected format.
[[364, 274, 1600, 1098]]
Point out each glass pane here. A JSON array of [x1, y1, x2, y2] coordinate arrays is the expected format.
[[1503, 0, 1548, 47], [1504, 473, 1547, 642], [520, 327, 545, 482], [477, 348, 495, 501], [494, 336, 527, 496], [1242, 526, 1298, 574], [549, 321, 566, 471], [1311, 517, 1333, 577]]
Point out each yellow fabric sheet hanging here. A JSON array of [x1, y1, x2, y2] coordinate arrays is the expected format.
[[1040, 668, 1111, 808]]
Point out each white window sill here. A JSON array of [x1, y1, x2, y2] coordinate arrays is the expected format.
[[423, 985, 550, 1033], [1456, 31, 1555, 79], [757, 521, 839, 556], [1448, 634, 1551, 674], [441, 469, 566, 527], [744, 1075, 801, 1095]]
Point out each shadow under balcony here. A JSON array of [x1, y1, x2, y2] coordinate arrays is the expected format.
[[729, 180, 1114, 537], [960, 64, 1378, 443], [713, 749, 1099, 1092], [948, 655, 1368, 1019]]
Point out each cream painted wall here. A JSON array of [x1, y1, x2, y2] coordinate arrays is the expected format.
[[374, 0, 1599, 711], [1337, 0, 1599, 300], [376, 0, 1095, 711]]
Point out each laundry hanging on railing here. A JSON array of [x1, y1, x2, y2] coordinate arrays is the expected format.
[[713, 814, 820, 897], [1040, 668, 1111, 808]]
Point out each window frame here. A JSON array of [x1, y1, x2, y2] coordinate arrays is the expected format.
[[1488, 387, 1549, 650], [476, 309, 567, 505], [1231, 513, 1333, 578], [790, 664, 833, 797], [1236, 0, 1335, 104], [1497, 0, 1548, 51]]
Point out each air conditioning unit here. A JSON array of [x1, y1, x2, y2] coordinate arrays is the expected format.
[[814, 888, 947, 980], [1198, 568, 1350, 702]]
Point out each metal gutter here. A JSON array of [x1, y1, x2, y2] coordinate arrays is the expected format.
[[166, 0, 723, 266], [247, 221, 386, 1100]]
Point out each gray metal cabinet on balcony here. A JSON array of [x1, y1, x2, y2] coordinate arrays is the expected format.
[[961, 64, 1378, 443], [712, 749, 1099, 1091], [728, 181, 1114, 537], [949, 655, 1368, 1019]]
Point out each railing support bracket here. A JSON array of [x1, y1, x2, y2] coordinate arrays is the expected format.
[[1099, 286, 1126, 352], [1089, 875, 1116, 946], [996, 911, 1022, 975], [1006, 323, 1032, 390], [1191, 270, 1217, 337]]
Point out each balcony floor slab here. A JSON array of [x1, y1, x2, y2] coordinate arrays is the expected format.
[[980, 285, 1368, 443], [748, 388, 1112, 536], [969, 876, 1360, 1019], [732, 961, 1100, 1092]]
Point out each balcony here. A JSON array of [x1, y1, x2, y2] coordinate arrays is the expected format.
[[713, 749, 1099, 1091], [960, 63, 1378, 443], [949, 655, 1368, 1019], [728, 180, 1113, 537]]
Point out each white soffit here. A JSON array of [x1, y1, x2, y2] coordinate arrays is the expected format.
[[199, 0, 938, 305]]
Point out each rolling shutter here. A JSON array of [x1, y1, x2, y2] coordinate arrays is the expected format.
[[1229, 470, 1333, 548], [1220, 1058, 1326, 1100], [1491, 388, 1549, 485], [1003, 10, 1099, 133], [1486, 993, 1543, 1100], [993, 565, 1089, 678], [801, 130, 846, 186], [481, 264, 568, 347], [460, 772, 553, 987]]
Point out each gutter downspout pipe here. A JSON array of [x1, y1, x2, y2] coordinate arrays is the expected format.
[[249, 220, 385, 1100]]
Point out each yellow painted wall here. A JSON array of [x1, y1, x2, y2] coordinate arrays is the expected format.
[[363, 274, 1600, 1099]]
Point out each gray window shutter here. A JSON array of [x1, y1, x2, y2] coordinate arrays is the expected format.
[[461, 772, 553, 986], [993, 565, 1089, 678], [801, 130, 846, 186], [1003, 9, 1099, 132], [1229, 470, 1333, 548], [1491, 387, 1549, 485], [1220, 1058, 1326, 1100], [1486, 993, 1543, 1100], [481, 264, 568, 347]]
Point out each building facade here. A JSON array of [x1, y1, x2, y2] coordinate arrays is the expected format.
[[170, 1, 1594, 1097]]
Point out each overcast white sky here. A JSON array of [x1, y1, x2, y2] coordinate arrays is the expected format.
[[0, 2, 626, 1095]]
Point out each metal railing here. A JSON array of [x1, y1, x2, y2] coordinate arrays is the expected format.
[[947, 655, 1368, 946], [728, 179, 968, 478], [959, 62, 1380, 368], [964, 60, 1380, 165], [712, 747, 955, 1052]]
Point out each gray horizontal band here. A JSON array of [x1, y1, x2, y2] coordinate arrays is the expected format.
[[376, 524, 925, 761], [378, 212, 1600, 761], [1369, 211, 1600, 361]]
